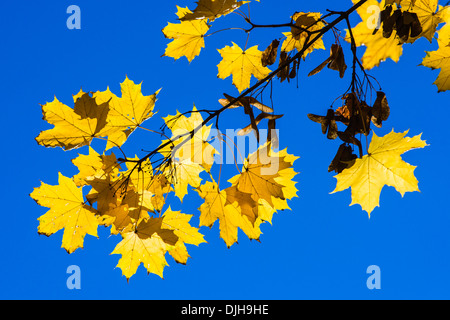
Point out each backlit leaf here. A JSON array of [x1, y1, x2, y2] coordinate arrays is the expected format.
[[217, 42, 271, 92], [30, 173, 99, 254], [332, 130, 427, 216], [36, 92, 109, 150], [162, 6, 210, 62]]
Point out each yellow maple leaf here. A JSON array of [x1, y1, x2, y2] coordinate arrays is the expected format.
[[422, 46, 450, 92], [117, 157, 173, 215], [348, 0, 403, 70], [162, 6, 210, 62], [86, 172, 121, 215], [421, 5, 450, 92], [147, 175, 172, 212], [121, 157, 154, 192], [30, 173, 99, 254], [94, 77, 159, 150], [332, 130, 427, 217], [36, 92, 109, 150], [195, 146, 298, 247], [401, 0, 446, 43], [166, 158, 204, 202], [71, 146, 118, 186], [437, 6, 450, 44], [161, 207, 206, 264], [280, 12, 325, 59], [197, 181, 262, 247], [111, 207, 204, 279], [161, 105, 218, 171], [180, 0, 248, 22], [224, 185, 259, 224], [111, 220, 173, 280], [84, 156, 158, 234], [217, 42, 271, 93], [228, 145, 299, 209]]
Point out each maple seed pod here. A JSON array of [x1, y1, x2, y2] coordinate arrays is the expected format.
[[404, 12, 422, 38], [219, 94, 274, 113], [308, 44, 347, 79], [380, 5, 393, 25], [395, 12, 410, 43], [335, 105, 351, 120], [343, 92, 357, 114], [327, 44, 347, 78], [277, 51, 291, 82], [383, 8, 401, 38], [328, 144, 357, 173], [371, 91, 390, 128], [237, 113, 283, 136], [261, 39, 280, 67], [307, 108, 338, 140]]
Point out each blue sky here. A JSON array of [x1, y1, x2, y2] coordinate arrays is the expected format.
[[1, 0, 450, 299]]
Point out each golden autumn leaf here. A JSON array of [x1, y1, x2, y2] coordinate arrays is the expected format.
[[348, 0, 403, 70], [162, 6, 210, 62], [436, 6, 450, 47], [166, 158, 205, 202], [422, 46, 450, 92], [36, 92, 109, 150], [111, 207, 205, 279], [217, 42, 271, 93], [94, 77, 159, 150], [225, 185, 259, 224], [161, 207, 206, 264], [83, 156, 158, 234], [71, 146, 119, 186], [147, 175, 173, 213], [421, 6, 450, 92], [85, 172, 121, 215], [30, 173, 99, 254], [197, 181, 263, 247], [161, 105, 218, 171], [228, 145, 299, 210], [180, 0, 248, 22], [97, 189, 153, 235], [111, 219, 172, 280], [116, 157, 173, 218], [332, 130, 427, 216], [281, 12, 325, 59], [121, 157, 154, 193], [400, 0, 446, 43]]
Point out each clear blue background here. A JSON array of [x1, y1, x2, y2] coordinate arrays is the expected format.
[[1, 0, 449, 299]]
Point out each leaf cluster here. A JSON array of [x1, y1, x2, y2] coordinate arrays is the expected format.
[[31, 0, 448, 280]]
